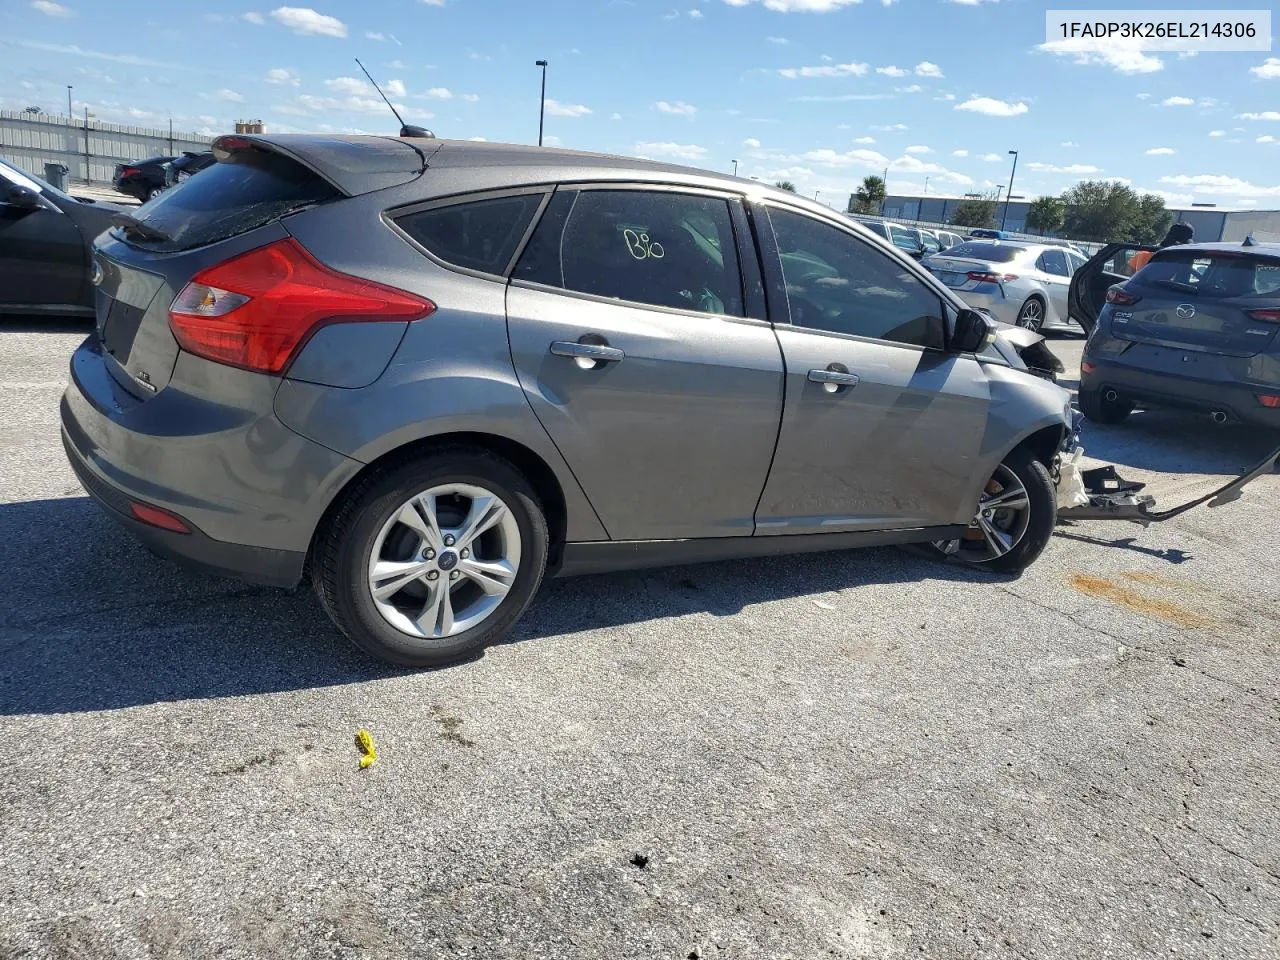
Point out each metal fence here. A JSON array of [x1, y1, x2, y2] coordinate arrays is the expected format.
[[0, 111, 214, 186]]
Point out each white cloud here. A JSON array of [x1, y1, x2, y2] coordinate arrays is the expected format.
[[298, 94, 432, 119], [326, 77, 372, 96], [1145, 147, 1175, 155], [634, 141, 707, 160], [872, 123, 907, 131], [242, 11, 265, 23], [794, 94, 893, 102], [545, 99, 591, 117], [386, 79, 407, 97], [689, 7, 704, 17], [955, 97, 1028, 117], [1038, 37, 1162, 74], [265, 68, 299, 86], [896, 84, 923, 94], [1027, 162, 1101, 174], [779, 62, 868, 78], [944, 0, 998, 4], [1250, 58, 1280, 80], [1136, 93, 1151, 100], [800, 147, 889, 168], [1258, 135, 1277, 144], [914, 61, 943, 78], [463, 93, 480, 103], [420, 0, 446, 4], [855, 136, 876, 144], [721, 0, 861, 9], [905, 144, 931, 154], [31, 0, 73, 16], [1238, 111, 1280, 120], [1163, 96, 1194, 106], [364, 31, 399, 43], [271, 6, 347, 37], [1060, 140, 1077, 147], [743, 137, 762, 148], [1209, 129, 1225, 137], [767, 36, 788, 43], [935, 93, 956, 102], [876, 65, 907, 77], [980, 153, 1002, 162], [209, 88, 245, 103], [656, 100, 697, 115], [952, 148, 968, 157], [418, 87, 452, 100], [1160, 174, 1280, 198]]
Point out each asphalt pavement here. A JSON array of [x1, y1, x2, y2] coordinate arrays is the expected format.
[[1, 325, 1277, 960]]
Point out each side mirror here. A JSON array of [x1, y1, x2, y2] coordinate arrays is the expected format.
[[3, 185, 41, 211], [952, 308, 996, 353]]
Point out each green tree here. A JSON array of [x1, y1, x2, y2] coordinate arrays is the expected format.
[[1131, 193, 1173, 244], [774, 180, 797, 193], [848, 175, 887, 214], [1025, 196, 1066, 235], [951, 193, 998, 230]]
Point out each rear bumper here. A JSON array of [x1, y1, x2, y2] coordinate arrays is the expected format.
[[1081, 356, 1280, 428], [60, 335, 363, 588]]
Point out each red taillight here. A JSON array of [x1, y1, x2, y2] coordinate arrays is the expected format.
[[1081, 361, 1097, 374], [1105, 286, 1140, 306], [967, 271, 1018, 284], [168, 238, 434, 374], [130, 502, 191, 534], [120, 166, 138, 177], [1258, 394, 1280, 408], [1246, 309, 1280, 323]]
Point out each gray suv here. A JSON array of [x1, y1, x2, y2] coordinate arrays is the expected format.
[[61, 135, 1073, 667]]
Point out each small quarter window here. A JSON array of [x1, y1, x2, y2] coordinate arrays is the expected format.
[[396, 193, 544, 275]]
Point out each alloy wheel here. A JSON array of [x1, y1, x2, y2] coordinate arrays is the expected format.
[[932, 464, 1032, 563], [1017, 299, 1044, 330], [367, 483, 521, 640]]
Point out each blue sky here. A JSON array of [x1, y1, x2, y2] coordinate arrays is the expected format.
[[4, 0, 1279, 209]]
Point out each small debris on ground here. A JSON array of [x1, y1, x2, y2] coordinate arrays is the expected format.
[[355, 729, 378, 769]]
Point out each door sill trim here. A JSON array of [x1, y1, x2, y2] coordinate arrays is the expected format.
[[554, 525, 966, 577]]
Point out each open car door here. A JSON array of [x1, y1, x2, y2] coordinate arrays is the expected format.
[[1067, 242, 1157, 334]]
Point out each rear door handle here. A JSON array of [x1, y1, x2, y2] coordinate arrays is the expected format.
[[550, 340, 625, 363], [808, 368, 860, 392]]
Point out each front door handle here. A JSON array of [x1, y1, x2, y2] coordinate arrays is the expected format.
[[550, 340, 625, 365], [808, 367, 859, 393]]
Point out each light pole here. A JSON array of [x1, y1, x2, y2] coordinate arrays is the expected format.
[[1001, 149, 1018, 231], [535, 60, 548, 146], [66, 85, 73, 119], [732, 159, 738, 177], [921, 176, 930, 222], [815, 189, 821, 203]]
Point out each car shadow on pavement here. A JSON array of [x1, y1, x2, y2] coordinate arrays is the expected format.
[[1, 496, 990, 716], [1078, 410, 1280, 477]]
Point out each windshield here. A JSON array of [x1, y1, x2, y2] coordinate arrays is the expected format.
[[119, 149, 339, 252], [940, 241, 1027, 263]]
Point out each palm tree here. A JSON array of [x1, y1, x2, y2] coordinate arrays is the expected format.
[[1025, 196, 1066, 236], [849, 175, 886, 214], [774, 180, 797, 193]]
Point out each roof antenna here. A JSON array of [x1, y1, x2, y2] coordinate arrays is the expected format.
[[354, 57, 435, 139], [1243, 234, 1257, 247]]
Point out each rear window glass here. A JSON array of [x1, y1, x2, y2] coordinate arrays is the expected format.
[[120, 150, 339, 252], [943, 242, 1026, 263], [396, 194, 543, 275], [1136, 253, 1280, 299]]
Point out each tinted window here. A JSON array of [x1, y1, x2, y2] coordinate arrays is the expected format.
[[1136, 252, 1280, 300], [1037, 249, 1070, 276], [889, 225, 920, 250], [514, 189, 744, 316], [398, 194, 542, 275], [769, 207, 945, 350], [122, 150, 339, 252], [1067, 251, 1087, 273], [944, 241, 1026, 263]]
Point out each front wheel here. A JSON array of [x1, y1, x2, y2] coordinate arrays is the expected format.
[[930, 448, 1057, 574], [1016, 296, 1046, 332], [314, 448, 549, 668]]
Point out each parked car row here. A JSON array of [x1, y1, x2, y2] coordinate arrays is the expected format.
[[112, 150, 215, 203]]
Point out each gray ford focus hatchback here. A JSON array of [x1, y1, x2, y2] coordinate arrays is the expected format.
[[62, 135, 1073, 667]]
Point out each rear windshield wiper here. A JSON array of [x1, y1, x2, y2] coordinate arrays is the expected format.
[[1152, 278, 1199, 295], [107, 213, 171, 244]]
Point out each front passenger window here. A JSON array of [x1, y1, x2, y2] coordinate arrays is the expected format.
[[769, 207, 946, 350]]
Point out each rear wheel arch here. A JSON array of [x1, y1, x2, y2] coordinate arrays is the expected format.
[[309, 431, 569, 577]]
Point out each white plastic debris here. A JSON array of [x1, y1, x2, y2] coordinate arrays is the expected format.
[[1056, 445, 1091, 508]]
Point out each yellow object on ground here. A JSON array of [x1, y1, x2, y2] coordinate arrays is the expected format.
[[355, 729, 378, 769]]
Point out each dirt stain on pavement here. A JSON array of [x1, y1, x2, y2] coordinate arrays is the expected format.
[[1068, 573, 1212, 629]]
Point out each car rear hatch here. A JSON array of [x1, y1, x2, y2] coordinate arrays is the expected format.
[[1115, 250, 1280, 357], [93, 134, 431, 399]]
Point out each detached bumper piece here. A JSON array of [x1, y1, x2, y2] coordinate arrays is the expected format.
[[1058, 443, 1280, 528]]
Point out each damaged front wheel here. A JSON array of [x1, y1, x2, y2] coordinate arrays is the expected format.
[[930, 448, 1058, 574]]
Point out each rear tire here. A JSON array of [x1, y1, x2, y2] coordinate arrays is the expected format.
[[314, 448, 549, 668], [929, 448, 1057, 575], [1079, 384, 1134, 424]]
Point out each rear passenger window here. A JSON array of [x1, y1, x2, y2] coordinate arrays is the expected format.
[[396, 193, 543, 275], [513, 189, 745, 317], [1037, 249, 1069, 276]]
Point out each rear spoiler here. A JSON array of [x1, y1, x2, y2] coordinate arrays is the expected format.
[[211, 134, 440, 197]]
